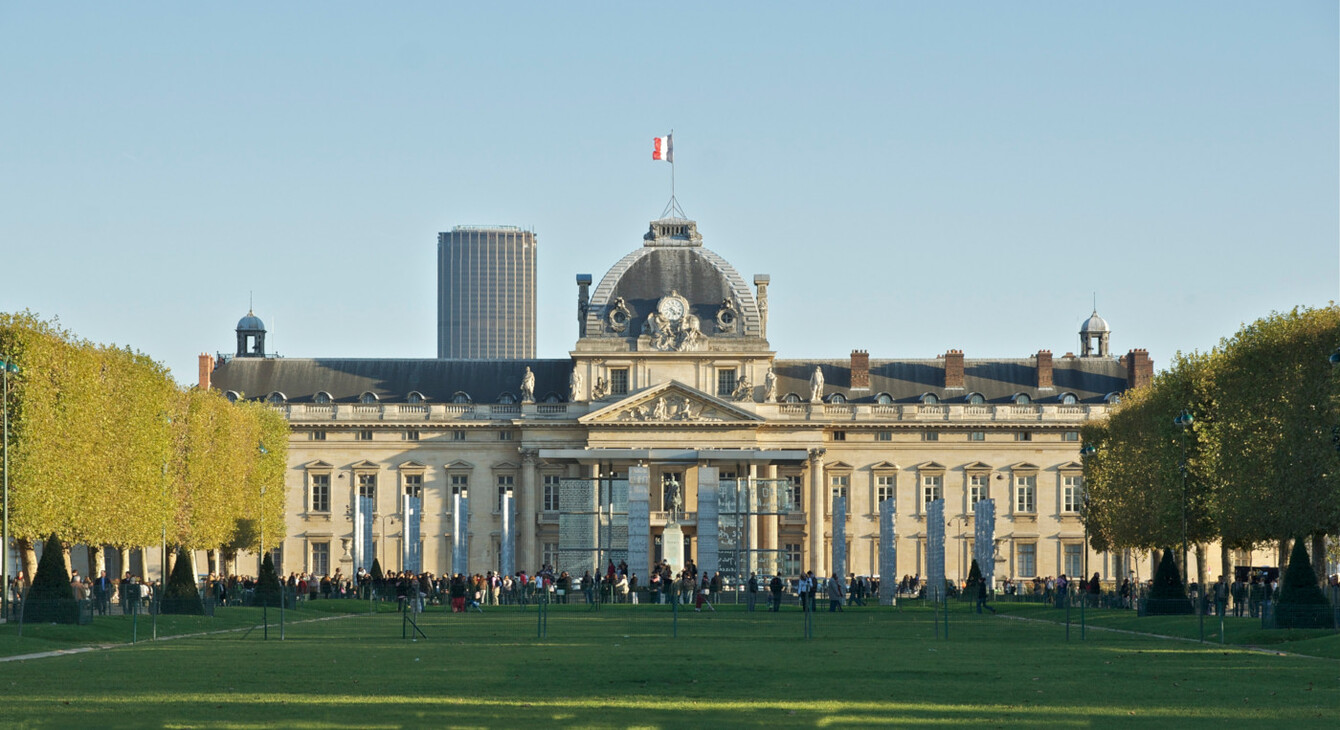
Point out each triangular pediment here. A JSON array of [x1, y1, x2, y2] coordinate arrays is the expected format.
[[446, 459, 474, 470], [492, 460, 520, 470], [1012, 462, 1041, 472], [1057, 461, 1084, 472], [350, 459, 379, 470], [397, 460, 428, 470], [963, 461, 994, 472], [305, 460, 334, 470], [870, 460, 900, 471], [580, 380, 764, 424], [917, 461, 947, 472]]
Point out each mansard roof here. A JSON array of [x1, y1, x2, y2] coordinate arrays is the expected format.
[[210, 357, 573, 404], [772, 356, 1127, 404]]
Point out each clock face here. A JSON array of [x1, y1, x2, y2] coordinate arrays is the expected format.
[[659, 297, 686, 321]]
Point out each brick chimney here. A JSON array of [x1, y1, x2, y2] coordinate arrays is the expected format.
[[944, 349, 964, 389], [1126, 349, 1153, 390], [1035, 350, 1053, 389], [198, 353, 215, 390], [850, 349, 870, 389]]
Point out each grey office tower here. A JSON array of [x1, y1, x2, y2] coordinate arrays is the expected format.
[[437, 226, 537, 359]]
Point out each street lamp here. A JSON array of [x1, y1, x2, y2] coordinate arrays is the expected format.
[[1174, 410, 1194, 582], [1, 355, 19, 620]]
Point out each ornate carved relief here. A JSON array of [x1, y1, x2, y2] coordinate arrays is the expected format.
[[606, 297, 633, 334], [615, 394, 727, 422], [641, 291, 706, 352], [715, 297, 739, 335]]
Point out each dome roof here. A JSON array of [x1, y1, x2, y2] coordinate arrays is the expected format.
[[583, 218, 763, 341], [237, 310, 266, 332], [1080, 311, 1109, 334]]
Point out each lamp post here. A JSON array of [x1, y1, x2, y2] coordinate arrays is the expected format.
[[1, 355, 19, 620], [1080, 444, 1096, 583], [1174, 410, 1194, 582]]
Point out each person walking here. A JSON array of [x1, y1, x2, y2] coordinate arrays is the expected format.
[[695, 574, 715, 612], [827, 573, 845, 612], [975, 574, 996, 614]]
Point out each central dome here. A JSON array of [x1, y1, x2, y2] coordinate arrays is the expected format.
[[582, 218, 764, 346]]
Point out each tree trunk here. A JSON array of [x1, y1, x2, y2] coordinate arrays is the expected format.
[[166, 548, 176, 576], [1219, 543, 1231, 583], [1278, 538, 1291, 571], [1311, 533, 1327, 584], [17, 537, 37, 586], [61, 544, 72, 577], [118, 547, 130, 578], [90, 545, 105, 578], [1194, 543, 1207, 590]]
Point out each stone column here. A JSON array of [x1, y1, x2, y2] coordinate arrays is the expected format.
[[808, 448, 826, 576], [519, 448, 539, 574]]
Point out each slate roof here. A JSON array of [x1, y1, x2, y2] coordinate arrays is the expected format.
[[772, 357, 1128, 404], [210, 358, 574, 404]]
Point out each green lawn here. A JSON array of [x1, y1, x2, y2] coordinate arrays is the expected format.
[[0, 600, 1337, 728]]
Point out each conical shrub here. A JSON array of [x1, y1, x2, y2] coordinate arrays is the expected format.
[[23, 534, 78, 623], [1145, 548, 1193, 615], [160, 548, 204, 615], [1275, 538, 1335, 629], [254, 552, 283, 608]]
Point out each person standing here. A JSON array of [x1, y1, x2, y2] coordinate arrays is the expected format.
[[827, 573, 845, 612], [93, 570, 112, 615], [746, 572, 758, 611], [769, 574, 783, 612], [1213, 575, 1229, 617]]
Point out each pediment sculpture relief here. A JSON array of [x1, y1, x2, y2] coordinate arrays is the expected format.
[[615, 394, 726, 422]]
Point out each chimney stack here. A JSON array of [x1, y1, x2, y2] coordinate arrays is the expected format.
[[576, 274, 592, 338], [198, 353, 215, 390], [1036, 350, 1053, 389], [944, 350, 964, 389], [850, 349, 870, 389], [1126, 349, 1153, 390]]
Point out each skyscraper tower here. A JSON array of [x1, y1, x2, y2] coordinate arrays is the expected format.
[[437, 225, 537, 359]]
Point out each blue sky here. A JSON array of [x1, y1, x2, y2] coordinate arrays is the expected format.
[[2, 3, 1336, 383]]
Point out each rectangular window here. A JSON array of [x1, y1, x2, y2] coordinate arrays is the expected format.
[[1015, 475, 1036, 513], [357, 473, 376, 503], [498, 430, 512, 441], [831, 430, 846, 441], [876, 475, 896, 504], [1064, 542, 1084, 578], [610, 368, 629, 395], [356, 430, 373, 441], [923, 431, 939, 442], [783, 543, 802, 577], [717, 369, 737, 397], [1062, 475, 1083, 513], [310, 430, 326, 441], [310, 474, 331, 513], [543, 475, 561, 511], [877, 431, 892, 442], [1063, 431, 1080, 442], [1016, 431, 1032, 442], [1018, 543, 1037, 578], [785, 475, 803, 511], [921, 475, 943, 507], [452, 430, 466, 441], [542, 542, 559, 569], [829, 475, 849, 511], [312, 542, 330, 576], [450, 474, 468, 496], [404, 474, 423, 500], [969, 431, 985, 442], [496, 475, 515, 511], [969, 474, 988, 506], [405, 430, 420, 441]]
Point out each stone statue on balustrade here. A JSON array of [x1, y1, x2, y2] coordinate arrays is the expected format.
[[520, 367, 535, 404], [809, 367, 825, 404]]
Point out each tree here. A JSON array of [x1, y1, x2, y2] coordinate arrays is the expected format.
[[254, 552, 283, 608], [1202, 306, 1340, 578], [161, 547, 205, 615], [1275, 539, 1335, 629], [1145, 548, 1193, 616], [23, 534, 77, 623], [966, 558, 983, 589]]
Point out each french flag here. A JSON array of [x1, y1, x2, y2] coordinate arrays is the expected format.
[[653, 134, 673, 163]]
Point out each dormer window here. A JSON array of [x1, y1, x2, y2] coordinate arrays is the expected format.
[[407, 391, 425, 404], [783, 393, 803, 403], [1013, 393, 1032, 405], [542, 392, 563, 403], [1104, 392, 1122, 405], [967, 393, 986, 405], [498, 392, 517, 405], [314, 391, 332, 404], [920, 393, 940, 405], [1059, 393, 1078, 405], [452, 392, 472, 404], [828, 393, 847, 404], [875, 393, 893, 405], [359, 392, 379, 404], [224, 391, 240, 403], [266, 391, 286, 406]]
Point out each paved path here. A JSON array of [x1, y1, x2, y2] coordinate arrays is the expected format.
[[0, 612, 366, 664], [996, 612, 1334, 660]]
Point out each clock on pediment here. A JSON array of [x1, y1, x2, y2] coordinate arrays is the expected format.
[[657, 291, 689, 322]]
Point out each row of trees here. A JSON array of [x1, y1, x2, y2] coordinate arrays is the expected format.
[[1082, 306, 1340, 588], [0, 311, 288, 580]]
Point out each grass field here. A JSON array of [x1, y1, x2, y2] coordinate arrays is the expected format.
[[1, 599, 1337, 728]]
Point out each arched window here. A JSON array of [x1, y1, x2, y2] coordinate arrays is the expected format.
[[451, 392, 472, 404], [1013, 393, 1032, 405], [498, 392, 517, 405], [224, 391, 240, 403], [920, 393, 940, 405], [407, 391, 425, 404], [313, 391, 333, 404], [828, 393, 847, 404], [967, 393, 986, 405], [1060, 393, 1078, 405], [542, 392, 563, 403], [359, 392, 379, 404], [782, 393, 803, 403], [875, 393, 894, 405], [266, 391, 286, 405], [1104, 392, 1122, 405]]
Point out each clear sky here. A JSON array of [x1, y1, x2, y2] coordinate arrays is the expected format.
[[2, 3, 1336, 383]]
